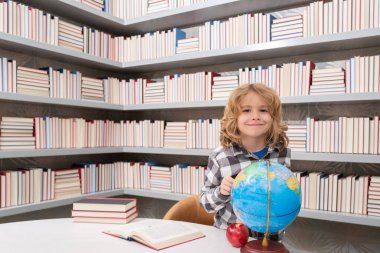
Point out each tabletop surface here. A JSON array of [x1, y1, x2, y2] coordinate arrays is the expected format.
[[0, 218, 240, 253]]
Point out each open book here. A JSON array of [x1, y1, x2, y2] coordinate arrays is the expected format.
[[103, 219, 205, 250]]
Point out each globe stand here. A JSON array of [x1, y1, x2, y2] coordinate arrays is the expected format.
[[240, 239, 289, 253], [240, 160, 289, 253]]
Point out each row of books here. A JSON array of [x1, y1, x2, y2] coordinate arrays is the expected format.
[[80, 162, 206, 195], [1, 55, 379, 101], [0, 161, 206, 209], [1, 1, 379, 62], [306, 116, 380, 154], [238, 61, 314, 98], [77, 0, 380, 36], [0, 1, 59, 45], [304, 0, 380, 37], [0, 167, 81, 208], [77, 0, 208, 20], [33, 118, 220, 149], [296, 172, 380, 217], [0, 1, 187, 61], [1, 162, 379, 218], [2, 115, 380, 154], [195, 0, 380, 52], [239, 55, 380, 97]]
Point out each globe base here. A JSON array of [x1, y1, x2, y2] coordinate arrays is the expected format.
[[240, 240, 289, 253]]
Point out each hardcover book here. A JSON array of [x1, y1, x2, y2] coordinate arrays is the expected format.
[[73, 197, 136, 212], [103, 219, 205, 250]]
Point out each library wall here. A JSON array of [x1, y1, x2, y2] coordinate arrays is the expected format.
[[1, 41, 380, 253], [0, 1, 379, 252]]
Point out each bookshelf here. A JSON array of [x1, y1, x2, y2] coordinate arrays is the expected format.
[[1, 186, 379, 228], [120, 28, 380, 72], [1, 148, 380, 164], [0, 189, 124, 218], [298, 209, 380, 227], [1, 91, 378, 111], [0, 33, 123, 71], [18, 0, 314, 34], [0, 1, 380, 251], [2, 26, 380, 72]]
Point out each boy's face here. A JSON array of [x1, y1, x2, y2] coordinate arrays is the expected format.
[[237, 91, 273, 144]]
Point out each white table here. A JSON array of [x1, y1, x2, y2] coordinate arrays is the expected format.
[[0, 218, 240, 253]]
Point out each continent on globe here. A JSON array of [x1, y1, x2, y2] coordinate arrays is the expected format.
[[231, 160, 301, 233]]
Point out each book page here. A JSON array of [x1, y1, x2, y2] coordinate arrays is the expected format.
[[103, 219, 162, 238], [134, 221, 200, 243], [104, 219, 204, 249]]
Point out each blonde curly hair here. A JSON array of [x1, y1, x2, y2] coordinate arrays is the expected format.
[[220, 83, 288, 150]]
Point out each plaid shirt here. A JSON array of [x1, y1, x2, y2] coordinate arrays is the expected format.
[[200, 144, 291, 229]]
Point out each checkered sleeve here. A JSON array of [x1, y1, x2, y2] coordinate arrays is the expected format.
[[200, 154, 230, 213]]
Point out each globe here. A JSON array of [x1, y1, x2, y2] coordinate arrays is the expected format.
[[231, 160, 301, 233]]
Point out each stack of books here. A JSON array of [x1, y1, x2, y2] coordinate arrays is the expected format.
[[147, 0, 169, 14], [143, 81, 165, 104], [72, 197, 138, 224], [54, 168, 81, 200], [212, 75, 238, 100], [368, 176, 380, 217], [310, 68, 346, 95], [81, 76, 105, 101], [80, 0, 104, 11], [271, 15, 303, 41], [17, 66, 50, 97], [163, 122, 187, 148], [0, 117, 35, 150], [287, 124, 307, 152], [58, 19, 84, 52], [176, 37, 199, 54], [150, 165, 172, 192]]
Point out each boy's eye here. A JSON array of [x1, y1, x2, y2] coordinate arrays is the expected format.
[[260, 109, 268, 112], [242, 109, 251, 113]]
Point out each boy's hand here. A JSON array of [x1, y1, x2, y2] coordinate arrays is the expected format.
[[220, 176, 235, 196]]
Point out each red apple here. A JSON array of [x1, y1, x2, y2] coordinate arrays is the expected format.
[[226, 223, 249, 247]]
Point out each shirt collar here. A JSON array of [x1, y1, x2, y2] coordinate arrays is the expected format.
[[229, 143, 279, 157]]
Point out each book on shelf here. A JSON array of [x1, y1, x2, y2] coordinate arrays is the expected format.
[[73, 197, 137, 212], [103, 219, 205, 251]]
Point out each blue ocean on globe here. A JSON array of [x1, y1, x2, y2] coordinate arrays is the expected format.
[[231, 160, 301, 233]]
